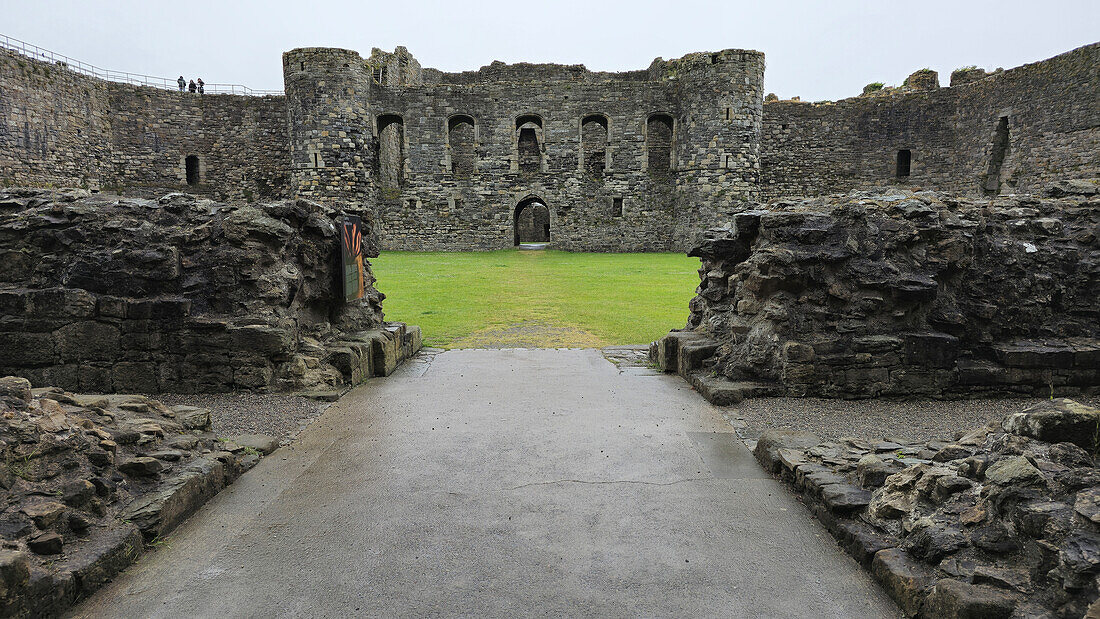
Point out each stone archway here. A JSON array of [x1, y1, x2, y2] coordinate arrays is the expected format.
[[514, 197, 550, 246]]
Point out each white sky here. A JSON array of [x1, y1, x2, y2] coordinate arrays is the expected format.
[[3, 0, 1098, 101]]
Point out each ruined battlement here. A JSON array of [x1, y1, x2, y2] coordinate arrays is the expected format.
[[1, 40, 1096, 251]]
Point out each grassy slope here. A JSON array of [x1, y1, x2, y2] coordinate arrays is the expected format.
[[371, 250, 699, 348]]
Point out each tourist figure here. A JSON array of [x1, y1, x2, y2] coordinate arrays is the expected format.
[[197, 78, 204, 94], [188, 79, 196, 93], [177, 76, 185, 91]]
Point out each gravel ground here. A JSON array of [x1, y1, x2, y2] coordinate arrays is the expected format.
[[726, 395, 1100, 443], [157, 392, 326, 441]]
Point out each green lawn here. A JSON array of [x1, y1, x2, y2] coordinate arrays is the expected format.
[[371, 250, 699, 349]]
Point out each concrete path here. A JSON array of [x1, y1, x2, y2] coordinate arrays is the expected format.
[[73, 349, 899, 618]]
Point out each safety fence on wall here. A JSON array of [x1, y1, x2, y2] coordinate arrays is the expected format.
[[0, 33, 284, 96]]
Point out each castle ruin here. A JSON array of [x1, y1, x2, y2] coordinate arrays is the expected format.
[[2, 42, 1096, 251]]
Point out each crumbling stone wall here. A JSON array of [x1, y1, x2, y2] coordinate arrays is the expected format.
[[761, 43, 1099, 199], [754, 399, 1100, 618], [657, 181, 1099, 398], [0, 49, 291, 202], [284, 46, 766, 252], [0, 189, 415, 393], [3, 40, 1097, 252]]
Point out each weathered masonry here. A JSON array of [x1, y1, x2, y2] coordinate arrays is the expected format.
[[283, 46, 766, 251], [2, 42, 1097, 251]]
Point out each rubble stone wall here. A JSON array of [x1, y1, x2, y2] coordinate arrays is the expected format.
[[0, 49, 291, 203], [284, 46, 766, 252], [761, 43, 1100, 199], [0, 189, 404, 393], [3, 41, 1097, 252], [659, 182, 1100, 399]]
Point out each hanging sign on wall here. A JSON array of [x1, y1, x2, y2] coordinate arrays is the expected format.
[[341, 215, 366, 302]]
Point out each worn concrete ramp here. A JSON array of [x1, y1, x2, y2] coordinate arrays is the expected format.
[[73, 349, 898, 618]]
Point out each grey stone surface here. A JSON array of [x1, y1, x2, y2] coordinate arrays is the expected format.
[[752, 398, 1100, 618], [73, 349, 899, 617], [0, 385, 259, 616], [0, 189, 425, 393], [657, 187, 1100, 399], [3, 40, 1097, 252]]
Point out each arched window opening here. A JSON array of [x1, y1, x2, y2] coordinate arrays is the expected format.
[[581, 114, 608, 178], [516, 115, 543, 175], [377, 114, 405, 188], [448, 115, 476, 178], [514, 197, 551, 246], [896, 149, 912, 178], [185, 155, 200, 186], [646, 114, 673, 179]]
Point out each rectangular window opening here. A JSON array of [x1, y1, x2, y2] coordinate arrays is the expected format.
[[613, 197, 624, 218], [896, 149, 912, 178]]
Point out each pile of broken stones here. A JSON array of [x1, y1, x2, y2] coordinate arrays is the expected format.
[[0, 376, 277, 616], [755, 398, 1100, 618]]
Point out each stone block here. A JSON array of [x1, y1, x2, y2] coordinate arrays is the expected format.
[[0, 332, 56, 366], [871, 548, 934, 617], [925, 579, 1016, 619], [956, 358, 1006, 385], [55, 321, 120, 362], [228, 324, 295, 355], [122, 458, 228, 541], [78, 364, 113, 393], [126, 298, 191, 320], [993, 340, 1075, 369], [903, 332, 959, 368], [28, 288, 96, 319], [1001, 399, 1100, 451], [754, 430, 821, 474], [111, 362, 158, 393]]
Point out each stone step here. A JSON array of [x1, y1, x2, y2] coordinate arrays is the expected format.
[[687, 371, 782, 405]]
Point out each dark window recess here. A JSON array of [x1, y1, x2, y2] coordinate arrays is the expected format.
[[185, 155, 200, 185], [311, 152, 320, 168], [407, 199, 416, 209], [581, 115, 608, 178], [453, 198, 463, 210], [518, 128, 540, 174], [896, 149, 912, 178], [647, 114, 673, 179], [613, 197, 623, 217], [448, 116, 476, 178], [377, 114, 405, 188], [983, 116, 1010, 195]]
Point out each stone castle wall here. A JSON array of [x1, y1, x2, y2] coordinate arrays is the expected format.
[[0, 49, 291, 202], [761, 43, 1099, 199], [283, 46, 766, 252], [1, 42, 1097, 251]]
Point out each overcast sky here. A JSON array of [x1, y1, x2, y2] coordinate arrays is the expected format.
[[4, 0, 1097, 101]]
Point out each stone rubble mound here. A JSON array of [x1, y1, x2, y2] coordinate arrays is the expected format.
[[655, 180, 1099, 399], [0, 375, 269, 616], [755, 398, 1100, 618]]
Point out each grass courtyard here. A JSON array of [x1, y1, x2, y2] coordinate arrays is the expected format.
[[371, 250, 699, 349]]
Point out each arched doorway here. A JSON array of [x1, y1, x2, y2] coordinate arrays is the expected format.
[[514, 197, 550, 246]]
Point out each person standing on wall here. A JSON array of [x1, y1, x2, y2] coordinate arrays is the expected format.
[[188, 79, 196, 93], [197, 78, 204, 94], [177, 76, 186, 91]]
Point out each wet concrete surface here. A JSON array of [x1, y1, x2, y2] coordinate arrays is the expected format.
[[73, 349, 899, 618]]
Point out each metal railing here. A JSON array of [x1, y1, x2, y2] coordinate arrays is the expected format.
[[0, 33, 284, 96]]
